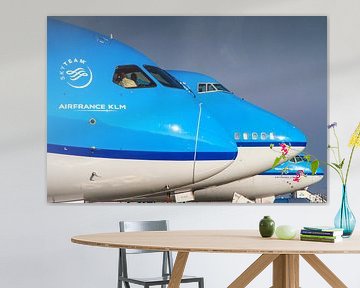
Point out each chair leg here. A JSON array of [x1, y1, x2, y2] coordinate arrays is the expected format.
[[118, 250, 123, 288], [161, 252, 168, 288], [119, 249, 132, 288], [119, 280, 130, 288], [199, 278, 204, 288]]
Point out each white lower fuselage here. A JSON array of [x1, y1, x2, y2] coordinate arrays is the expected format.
[[188, 145, 305, 191], [47, 145, 305, 202], [195, 173, 323, 202], [47, 153, 233, 202]]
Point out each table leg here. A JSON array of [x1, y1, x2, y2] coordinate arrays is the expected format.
[[228, 253, 347, 288], [168, 251, 189, 288], [272, 254, 299, 288], [301, 254, 347, 288], [228, 254, 279, 288]]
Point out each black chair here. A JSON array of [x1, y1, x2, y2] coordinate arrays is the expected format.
[[118, 220, 204, 288]]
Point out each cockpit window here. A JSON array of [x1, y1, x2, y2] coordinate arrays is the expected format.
[[295, 155, 303, 162], [113, 65, 156, 89], [144, 65, 184, 89], [289, 155, 307, 163], [198, 82, 231, 93], [213, 83, 230, 92], [290, 155, 306, 163], [198, 83, 206, 92], [207, 83, 216, 91]]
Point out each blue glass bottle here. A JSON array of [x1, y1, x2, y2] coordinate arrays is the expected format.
[[334, 185, 356, 237]]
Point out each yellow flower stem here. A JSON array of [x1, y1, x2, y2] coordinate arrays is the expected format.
[[330, 147, 339, 165], [305, 151, 344, 184], [301, 149, 342, 178], [344, 145, 356, 185], [332, 126, 345, 182], [333, 127, 342, 162], [327, 163, 344, 184]]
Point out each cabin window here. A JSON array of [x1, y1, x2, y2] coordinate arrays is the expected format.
[[144, 65, 184, 89], [243, 132, 249, 140], [113, 65, 156, 89], [234, 132, 240, 140], [269, 132, 275, 140], [198, 83, 206, 93], [261, 132, 267, 140], [252, 132, 258, 140]]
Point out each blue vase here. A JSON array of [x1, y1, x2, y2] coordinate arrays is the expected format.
[[334, 185, 356, 237]]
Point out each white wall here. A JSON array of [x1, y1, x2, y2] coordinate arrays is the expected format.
[[1, 1, 360, 287]]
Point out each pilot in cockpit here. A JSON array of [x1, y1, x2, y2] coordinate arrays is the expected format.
[[116, 72, 137, 88], [131, 73, 148, 87]]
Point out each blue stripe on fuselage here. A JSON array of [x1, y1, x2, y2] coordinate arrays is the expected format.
[[259, 171, 324, 176], [47, 144, 237, 161], [236, 142, 307, 147]]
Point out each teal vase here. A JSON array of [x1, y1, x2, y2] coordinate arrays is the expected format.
[[334, 185, 356, 237], [259, 216, 275, 238]]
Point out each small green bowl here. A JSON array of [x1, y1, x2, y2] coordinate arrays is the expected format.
[[275, 225, 297, 240]]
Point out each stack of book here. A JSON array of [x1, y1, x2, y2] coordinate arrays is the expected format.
[[300, 226, 344, 243]]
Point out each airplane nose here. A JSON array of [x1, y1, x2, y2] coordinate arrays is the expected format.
[[266, 113, 307, 159], [315, 166, 324, 176], [231, 102, 308, 179], [278, 123, 307, 150], [188, 100, 309, 189]]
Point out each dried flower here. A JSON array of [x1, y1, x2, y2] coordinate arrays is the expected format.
[[327, 122, 360, 186], [327, 122, 337, 129], [349, 122, 360, 148], [273, 123, 359, 186]]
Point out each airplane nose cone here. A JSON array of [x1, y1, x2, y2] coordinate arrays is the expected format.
[[221, 98, 307, 161], [315, 166, 324, 176], [279, 123, 307, 149], [266, 114, 307, 159], [190, 99, 309, 187], [231, 101, 308, 178]]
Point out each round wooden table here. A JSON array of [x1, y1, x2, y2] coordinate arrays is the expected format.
[[72, 230, 360, 288]]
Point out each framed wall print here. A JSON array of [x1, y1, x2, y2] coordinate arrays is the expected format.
[[47, 16, 327, 204]]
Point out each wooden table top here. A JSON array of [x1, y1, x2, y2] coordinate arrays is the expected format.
[[71, 230, 360, 254]]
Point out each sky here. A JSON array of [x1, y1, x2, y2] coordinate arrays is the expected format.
[[53, 16, 328, 197]]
